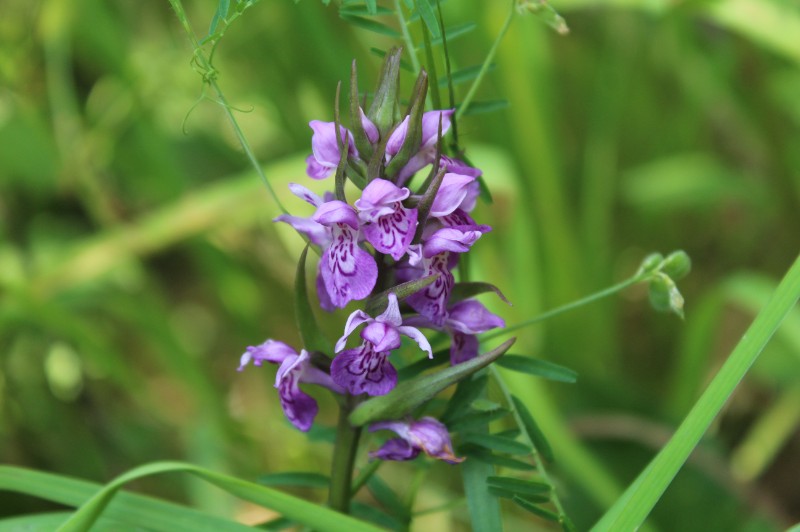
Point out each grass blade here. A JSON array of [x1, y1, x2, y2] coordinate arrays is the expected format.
[[592, 253, 800, 531]]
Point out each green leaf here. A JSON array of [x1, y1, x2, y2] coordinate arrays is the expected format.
[[257, 472, 330, 488], [0, 466, 254, 532], [414, 0, 441, 39], [495, 355, 577, 383], [350, 501, 404, 531], [295, 245, 332, 354], [0, 513, 131, 532], [458, 99, 510, 116], [366, 475, 411, 524], [518, 0, 569, 35], [488, 487, 549, 504], [462, 458, 503, 532], [593, 254, 800, 531], [365, 274, 439, 315], [441, 374, 488, 423], [462, 449, 536, 471], [448, 408, 510, 432], [460, 433, 533, 456], [512, 496, 561, 521], [349, 338, 516, 426], [340, 14, 401, 38], [37, 462, 382, 532], [415, 22, 476, 48], [438, 64, 497, 88], [486, 476, 551, 498], [208, 0, 230, 37], [396, 347, 449, 380], [511, 395, 554, 463], [364, 0, 378, 15], [450, 281, 511, 305], [339, 5, 394, 15]]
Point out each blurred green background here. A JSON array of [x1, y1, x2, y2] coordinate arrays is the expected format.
[[1, 0, 799, 530]]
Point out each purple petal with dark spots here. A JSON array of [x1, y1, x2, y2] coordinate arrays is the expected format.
[[331, 343, 397, 396], [363, 203, 417, 260], [319, 223, 377, 308]]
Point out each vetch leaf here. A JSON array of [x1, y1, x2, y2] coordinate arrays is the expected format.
[[512, 395, 554, 463], [463, 449, 536, 471], [257, 472, 330, 488], [487, 488, 549, 504], [415, 22, 477, 48], [448, 408, 510, 432], [486, 476, 551, 498], [450, 281, 512, 305], [438, 64, 497, 87], [460, 433, 532, 456], [340, 14, 401, 38], [295, 245, 333, 354], [339, 5, 394, 15], [512, 496, 561, 522], [414, 0, 441, 39], [458, 99, 509, 116], [349, 338, 515, 426], [441, 374, 488, 423], [207, 0, 230, 37], [463, 458, 503, 532], [495, 355, 577, 383]]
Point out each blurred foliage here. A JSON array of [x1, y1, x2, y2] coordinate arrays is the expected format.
[[1, 0, 799, 530]]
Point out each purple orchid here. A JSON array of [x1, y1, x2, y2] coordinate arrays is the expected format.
[[405, 299, 505, 365], [238, 340, 343, 432], [331, 293, 432, 396], [404, 222, 491, 326], [305, 121, 356, 180], [275, 184, 378, 309], [355, 178, 418, 260], [429, 172, 479, 218], [369, 417, 464, 464], [384, 109, 455, 184]]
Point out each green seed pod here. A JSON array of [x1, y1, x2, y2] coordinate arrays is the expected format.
[[639, 253, 664, 275], [662, 250, 691, 280], [649, 273, 684, 319]]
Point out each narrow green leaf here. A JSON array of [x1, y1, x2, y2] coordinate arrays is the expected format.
[[458, 99, 510, 116], [46, 462, 382, 532], [0, 467, 254, 532], [0, 513, 129, 532], [364, 0, 378, 15], [511, 395, 555, 463], [463, 458, 503, 532], [350, 501, 404, 531], [261, 516, 295, 531], [366, 475, 412, 523], [257, 472, 330, 488], [208, 0, 230, 36], [414, 0, 441, 39], [495, 355, 577, 383], [449, 408, 510, 432], [512, 496, 561, 521], [593, 253, 800, 531], [463, 449, 536, 471], [339, 5, 394, 15], [440, 373, 488, 424], [486, 476, 551, 498], [365, 274, 439, 315], [295, 245, 332, 354], [460, 433, 532, 456], [395, 347, 449, 380], [415, 22, 476, 48], [349, 338, 516, 426], [438, 64, 497, 88], [450, 281, 511, 305], [340, 14, 401, 38], [488, 487, 549, 504]]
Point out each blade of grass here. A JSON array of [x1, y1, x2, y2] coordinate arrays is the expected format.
[[592, 253, 800, 531]]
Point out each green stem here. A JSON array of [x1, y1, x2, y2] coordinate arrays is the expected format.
[[455, 0, 516, 121], [482, 274, 644, 342], [329, 396, 363, 513], [350, 458, 381, 496], [167, 0, 287, 214], [395, 0, 421, 73]]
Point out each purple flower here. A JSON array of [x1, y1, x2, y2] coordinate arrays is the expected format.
[[355, 178, 418, 260], [385, 109, 455, 184], [239, 340, 343, 432], [331, 293, 432, 396], [306, 121, 356, 180], [275, 185, 378, 309], [404, 223, 490, 326], [429, 173, 479, 218], [369, 417, 464, 464], [405, 299, 505, 365]]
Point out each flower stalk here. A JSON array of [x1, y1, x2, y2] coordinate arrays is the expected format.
[[329, 394, 363, 514]]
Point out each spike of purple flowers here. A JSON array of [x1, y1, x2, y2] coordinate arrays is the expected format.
[[356, 178, 418, 260]]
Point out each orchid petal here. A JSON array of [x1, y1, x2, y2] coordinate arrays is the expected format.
[[331, 343, 398, 396], [336, 309, 372, 352], [397, 325, 433, 359]]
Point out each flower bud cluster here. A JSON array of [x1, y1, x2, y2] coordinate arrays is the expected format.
[[239, 56, 505, 463]]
